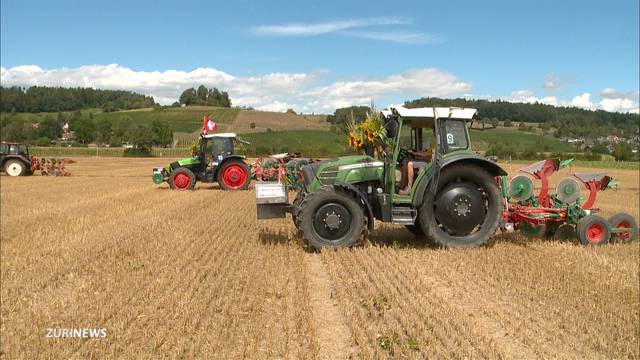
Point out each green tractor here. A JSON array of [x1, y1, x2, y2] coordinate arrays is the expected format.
[[255, 106, 507, 249], [153, 133, 251, 190]]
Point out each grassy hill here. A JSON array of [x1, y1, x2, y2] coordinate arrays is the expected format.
[[470, 127, 574, 152]]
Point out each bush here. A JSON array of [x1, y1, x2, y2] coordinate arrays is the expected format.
[[576, 152, 602, 161], [33, 136, 51, 146], [123, 148, 153, 157], [520, 150, 539, 160], [250, 122, 256, 129], [486, 143, 516, 160]]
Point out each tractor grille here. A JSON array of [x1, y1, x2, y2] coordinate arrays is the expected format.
[[318, 166, 339, 185]]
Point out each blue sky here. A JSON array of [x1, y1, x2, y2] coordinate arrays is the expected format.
[[1, 0, 639, 113]]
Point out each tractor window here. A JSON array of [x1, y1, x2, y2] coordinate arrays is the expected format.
[[443, 120, 469, 152], [399, 126, 435, 151], [211, 138, 234, 161], [0, 144, 8, 154]]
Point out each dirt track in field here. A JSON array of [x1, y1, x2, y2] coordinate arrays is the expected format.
[[1, 158, 638, 359]]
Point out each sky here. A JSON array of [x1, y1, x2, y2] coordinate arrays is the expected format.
[[1, 0, 639, 114]]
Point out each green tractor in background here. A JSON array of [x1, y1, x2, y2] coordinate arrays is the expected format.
[[255, 105, 507, 250], [153, 133, 251, 190]]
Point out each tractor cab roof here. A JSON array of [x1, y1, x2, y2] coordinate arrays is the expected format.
[[381, 105, 477, 127], [201, 132, 237, 139]]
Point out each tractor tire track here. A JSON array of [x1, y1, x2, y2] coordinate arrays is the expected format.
[[304, 253, 355, 360]]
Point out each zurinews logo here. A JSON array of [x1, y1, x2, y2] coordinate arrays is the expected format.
[[46, 328, 107, 338]]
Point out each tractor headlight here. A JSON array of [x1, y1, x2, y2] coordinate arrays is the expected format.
[[255, 182, 288, 204]]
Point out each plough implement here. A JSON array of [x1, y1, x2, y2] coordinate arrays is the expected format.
[[499, 158, 637, 245], [253, 153, 317, 190], [31, 157, 72, 176]]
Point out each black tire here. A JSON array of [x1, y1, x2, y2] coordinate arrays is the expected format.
[[168, 167, 196, 190], [577, 214, 611, 246], [292, 191, 307, 228], [297, 187, 367, 250], [217, 159, 251, 190], [418, 165, 502, 248], [405, 224, 425, 237], [551, 224, 577, 242], [608, 213, 638, 243], [4, 159, 26, 176]]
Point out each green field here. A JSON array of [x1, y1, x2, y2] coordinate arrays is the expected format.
[[93, 106, 239, 133], [241, 130, 355, 157], [470, 127, 575, 152]]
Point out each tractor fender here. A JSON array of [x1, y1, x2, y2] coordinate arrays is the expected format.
[[412, 154, 507, 207], [334, 182, 375, 232]]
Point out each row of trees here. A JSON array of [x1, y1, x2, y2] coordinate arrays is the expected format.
[[327, 100, 639, 140], [404, 97, 639, 138], [178, 85, 231, 107], [0, 111, 173, 149], [0, 86, 156, 113]]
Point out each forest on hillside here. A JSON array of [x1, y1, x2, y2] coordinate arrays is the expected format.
[[0, 86, 156, 113]]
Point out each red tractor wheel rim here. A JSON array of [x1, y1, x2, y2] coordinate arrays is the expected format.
[[173, 172, 191, 190], [587, 223, 604, 243], [221, 165, 247, 189], [616, 220, 631, 240]]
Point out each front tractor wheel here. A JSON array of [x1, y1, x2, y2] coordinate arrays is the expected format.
[[218, 159, 250, 190], [168, 167, 196, 190], [5, 159, 26, 177], [297, 187, 367, 250], [419, 165, 502, 248]]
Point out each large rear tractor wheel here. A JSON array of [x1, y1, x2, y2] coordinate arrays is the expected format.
[[608, 213, 638, 243], [405, 224, 425, 237], [292, 192, 307, 228], [577, 215, 611, 246], [418, 165, 502, 248], [297, 187, 367, 250], [5, 159, 26, 177], [218, 159, 250, 190], [168, 167, 196, 190]]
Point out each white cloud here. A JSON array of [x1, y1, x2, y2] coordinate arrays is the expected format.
[[343, 31, 441, 44], [570, 93, 596, 109], [542, 73, 571, 90], [251, 17, 437, 44], [251, 17, 409, 36], [0, 64, 470, 113]]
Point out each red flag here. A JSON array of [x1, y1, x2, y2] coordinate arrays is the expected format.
[[201, 116, 218, 134]]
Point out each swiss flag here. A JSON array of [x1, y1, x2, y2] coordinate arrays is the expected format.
[[201, 115, 218, 134]]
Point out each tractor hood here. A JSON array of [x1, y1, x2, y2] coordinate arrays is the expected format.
[[166, 156, 201, 172], [302, 155, 384, 190]]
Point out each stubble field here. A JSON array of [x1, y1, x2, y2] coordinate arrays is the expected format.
[[1, 158, 638, 359]]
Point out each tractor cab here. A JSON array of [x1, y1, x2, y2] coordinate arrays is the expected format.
[[199, 133, 239, 167], [381, 106, 477, 201]]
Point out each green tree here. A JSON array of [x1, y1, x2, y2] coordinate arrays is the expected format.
[[38, 116, 62, 140], [94, 120, 113, 144], [179, 88, 197, 106], [197, 85, 208, 102], [151, 119, 173, 147], [72, 116, 95, 144], [128, 124, 155, 151], [1, 118, 25, 142], [612, 142, 634, 161]]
